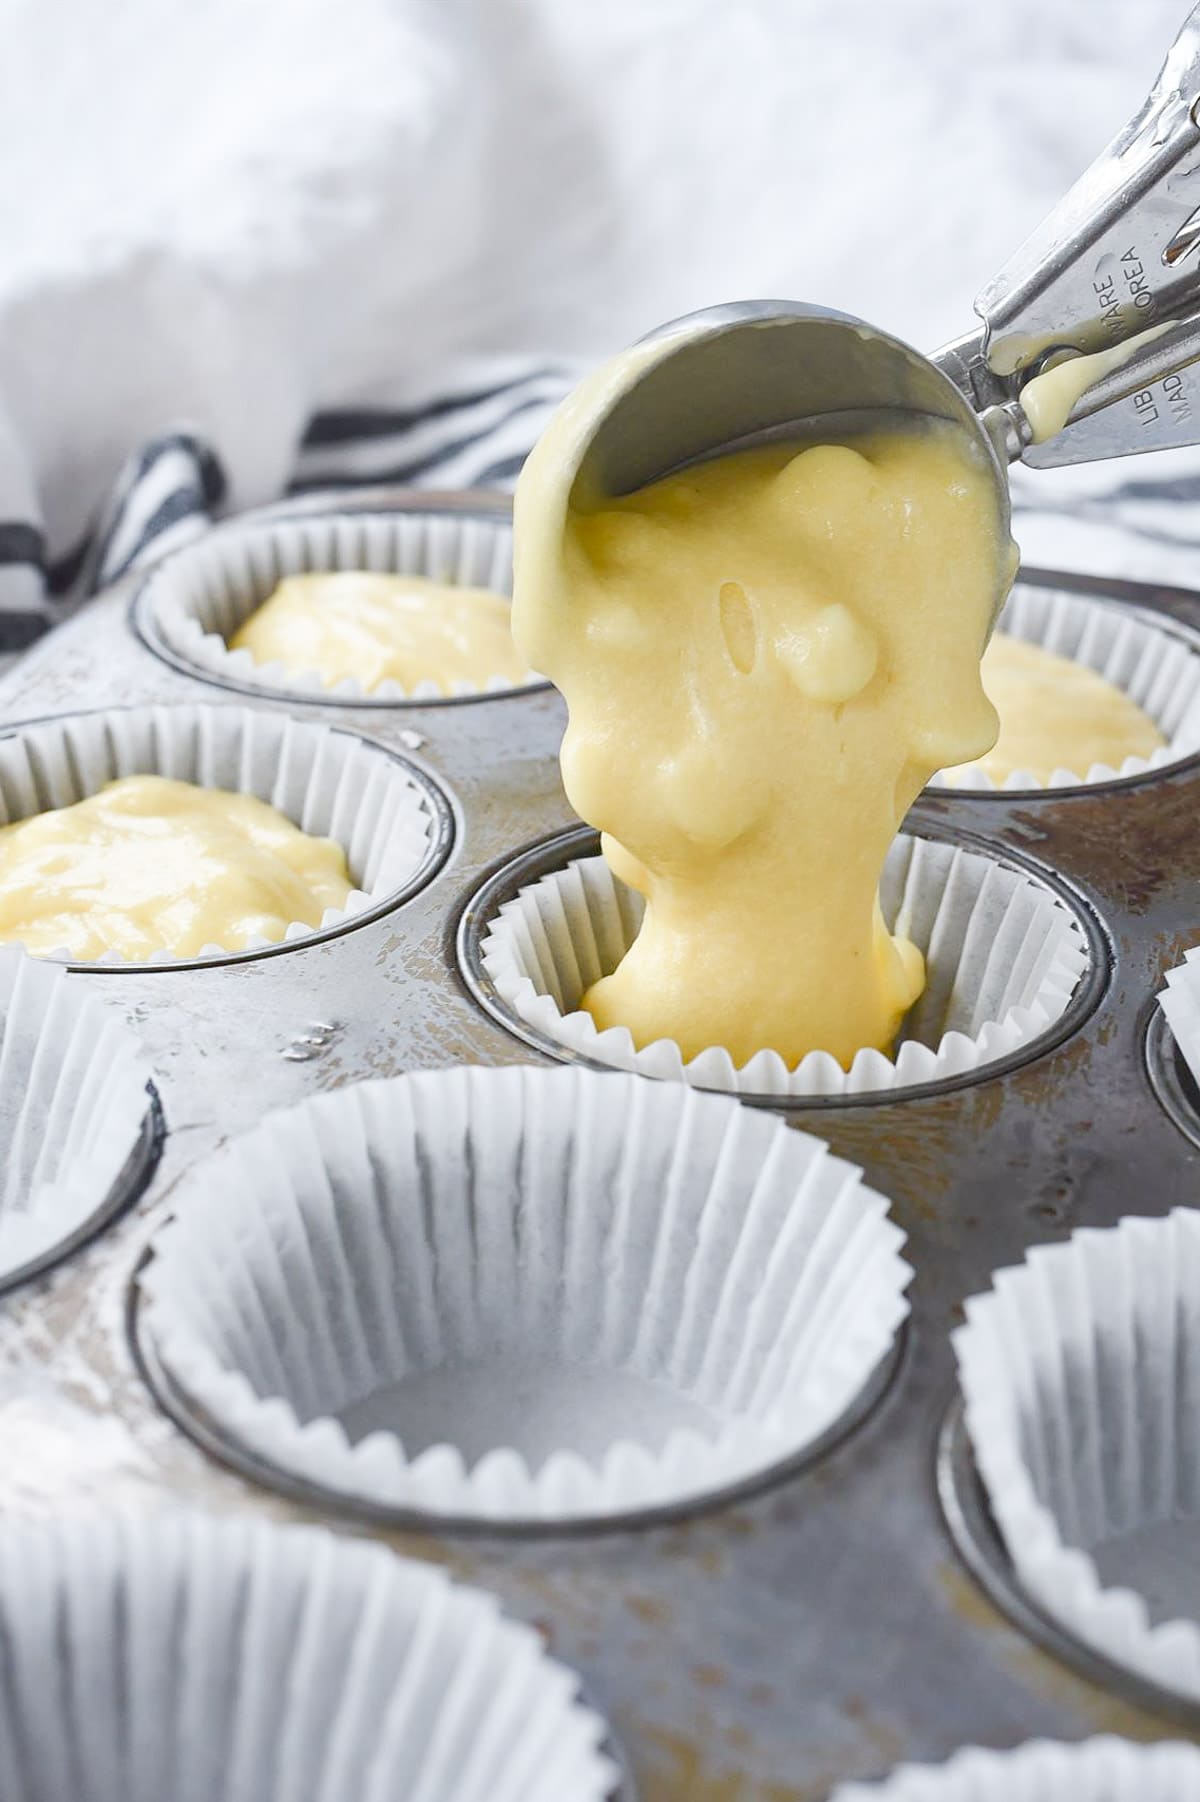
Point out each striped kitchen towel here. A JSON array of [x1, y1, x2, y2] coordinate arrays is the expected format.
[[0, 361, 576, 652]]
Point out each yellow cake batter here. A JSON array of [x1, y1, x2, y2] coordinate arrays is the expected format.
[[230, 572, 527, 695], [513, 364, 1016, 1070], [1018, 320, 1175, 443], [0, 775, 352, 961], [944, 632, 1165, 785]]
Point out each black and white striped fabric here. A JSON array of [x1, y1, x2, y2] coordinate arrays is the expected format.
[[0, 363, 575, 651]]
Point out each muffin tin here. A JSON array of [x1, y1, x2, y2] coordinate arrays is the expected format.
[[4, 486, 1200, 1796]]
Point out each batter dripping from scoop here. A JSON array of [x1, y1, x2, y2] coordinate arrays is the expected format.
[[512, 359, 1016, 1070]]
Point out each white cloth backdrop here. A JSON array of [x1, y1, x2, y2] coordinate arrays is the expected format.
[[3, 0, 1200, 640]]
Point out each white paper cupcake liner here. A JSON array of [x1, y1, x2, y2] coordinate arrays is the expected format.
[[1158, 945, 1200, 1092], [0, 946, 156, 1286], [476, 833, 1091, 1099], [955, 1208, 1200, 1704], [135, 508, 543, 701], [0, 702, 447, 967], [931, 583, 1200, 791], [831, 1735, 1200, 1800], [0, 1512, 617, 1802], [137, 1064, 911, 1525]]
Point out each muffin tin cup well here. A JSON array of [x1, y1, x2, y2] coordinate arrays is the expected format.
[[133, 507, 545, 704], [930, 583, 1200, 793], [954, 1210, 1200, 1706], [0, 1512, 619, 1802], [0, 702, 453, 970], [0, 947, 161, 1291], [466, 825, 1098, 1103], [134, 1065, 912, 1529], [830, 1736, 1200, 1801]]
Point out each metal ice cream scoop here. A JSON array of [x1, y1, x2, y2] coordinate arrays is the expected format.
[[572, 3, 1200, 514]]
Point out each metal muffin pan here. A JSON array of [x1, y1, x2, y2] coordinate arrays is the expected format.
[[3, 487, 1200, 1798]]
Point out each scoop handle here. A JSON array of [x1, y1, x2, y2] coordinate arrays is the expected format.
[[978, 4, 1200, 371], [939, 6, 1200, 465]]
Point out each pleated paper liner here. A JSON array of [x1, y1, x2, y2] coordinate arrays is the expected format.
[[830, 1736, 1200, 1801], [1158, 944, 1200, 1093], [476, 832, 1092, 1100], [930, 582, 1200, 791], [0, 702, 450, 968], [136, 1065, 911, 1528], [0, 1512, 618, 1802], [955, 1209, 1200, 1705], [134, 507, 544, 702], [0, 947, 159, 1291]]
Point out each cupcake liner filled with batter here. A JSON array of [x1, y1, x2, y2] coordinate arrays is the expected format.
[[136, 1064, 911, 1526], [136, 509, 543, 701], [476, 833, 1091, 1100], [0, 702, 445, 967], [931, 583, 1200, 792], [830, 1736, 1200, 1801], [0, 947, 156, 1289], [0, 1512, 617, 1802], [955, 1209, 1200, 1705]]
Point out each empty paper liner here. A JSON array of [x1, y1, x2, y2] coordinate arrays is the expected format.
[[1158, 944, 1200, 1092], [137, 1064, 911, 1526], [956, 1209, 1200, 1704], [477, 833, 1091, 1099], [0, 702, 447, 967], [831, 1735, 1200, 1800], [136, 508, 542, 700], [0, 1511, 617, 1802], [0, 946, 157, 1289], [931, 583, 1200, 791]]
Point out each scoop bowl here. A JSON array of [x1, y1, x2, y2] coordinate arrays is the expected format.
[[569, 301, 1011, 538]]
